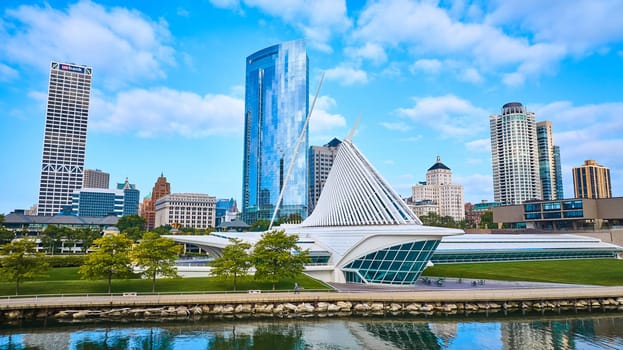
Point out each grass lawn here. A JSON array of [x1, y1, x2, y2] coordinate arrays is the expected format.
[[423, 259, 623, 286], [0, 267, 330, 296]]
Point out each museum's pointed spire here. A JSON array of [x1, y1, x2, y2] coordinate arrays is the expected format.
[[302, 138, 421, 227]]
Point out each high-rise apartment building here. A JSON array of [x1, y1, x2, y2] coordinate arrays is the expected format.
[[83, 169, 110, 189], [140, 174, 171, 230], [155, 193, 216, 229], [37, 62, 93, 216], [553, 146, 564, 199], [308, 138, 341, 215], [411, 156, 465, 221], [536, 121, 563, 200], [242, 40, 309, 223], [490, 102, 542, 205], [72, 178, 139, 217], [573, 160, 612, 199]]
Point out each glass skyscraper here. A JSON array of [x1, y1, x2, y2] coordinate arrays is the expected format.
[[38, 61, 92, 216], [536, 121, 563, 200], [242, 40, 309, 223]]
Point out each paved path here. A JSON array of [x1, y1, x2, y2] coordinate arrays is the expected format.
[[1, 283, 622, 311]]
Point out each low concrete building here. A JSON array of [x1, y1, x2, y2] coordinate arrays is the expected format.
[[492, 197, 623, 230], [155, 193, 216, 229]]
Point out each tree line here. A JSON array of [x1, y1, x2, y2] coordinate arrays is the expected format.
[[0, 213, 310, 295]]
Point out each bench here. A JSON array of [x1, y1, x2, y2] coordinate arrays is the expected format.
[[122, 292, 137, 297], [248, 290, 262, 294]]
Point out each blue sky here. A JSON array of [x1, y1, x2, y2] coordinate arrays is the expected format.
[[1, 0, 623, 215]]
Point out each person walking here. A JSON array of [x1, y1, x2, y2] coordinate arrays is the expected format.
[[294, 282, 300, 294]]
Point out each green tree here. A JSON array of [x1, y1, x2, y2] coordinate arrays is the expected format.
[[0, 238, 49, 294], [210, 238, 252, 291], [252, 230, 310, 290], [41, 225, 70, 255], [117, 215, 146, 232], [130, 232, 182, 292], [249, 219, 270, 231], [480, 211, 494, 229], [0, 226, 14, 245], [76, 228, 101, 254], [151, 225, 172, 236], [79, 234, 134, 293]]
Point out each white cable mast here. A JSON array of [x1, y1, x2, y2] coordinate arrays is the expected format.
[[268, 73, 325, 230]]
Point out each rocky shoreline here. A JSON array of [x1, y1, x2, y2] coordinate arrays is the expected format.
[[3, 297, 623, 323]]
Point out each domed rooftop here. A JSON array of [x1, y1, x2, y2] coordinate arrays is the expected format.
[[428, 155, 450, 171]]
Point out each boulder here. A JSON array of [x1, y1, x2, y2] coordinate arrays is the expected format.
[[370, 303, 384, 312], [353, 303, 370, 312], [283, 303, 298, 312], [315, 302, 329, 312], [336, 301, 352, 310], [388, 303, 402, 312], [327, 303, 340, 312], [5, 310, 22, 320], [221, 305, 235, 314], [72, 311, 89, 319], [235, 304, 253, 313]]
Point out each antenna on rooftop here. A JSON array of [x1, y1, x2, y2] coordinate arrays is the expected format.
[[269, 72, 325, 230]]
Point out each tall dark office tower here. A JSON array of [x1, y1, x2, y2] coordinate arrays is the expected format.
[[308, 138, 341, 215], [490, 102, 542, 205], [37, 62, 93, 216], [536, 121, 563, 200], [242, 40, 309, 223]]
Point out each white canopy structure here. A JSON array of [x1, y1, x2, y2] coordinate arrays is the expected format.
[[170, 134, 462, 285]]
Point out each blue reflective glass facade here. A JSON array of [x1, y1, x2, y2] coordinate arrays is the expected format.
[[343, 240, 440, 285], [242, 40, 309, 223]]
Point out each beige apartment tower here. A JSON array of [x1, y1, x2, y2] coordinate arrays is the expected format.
[[411, 156, 465, 221], [82, 169, 110, 189], [573, 160, 611, 199]]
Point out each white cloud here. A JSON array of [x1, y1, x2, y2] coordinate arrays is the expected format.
[[345, 42, 387, 64], [176, 7, 190, 17], [226, 0, 351, 52], [486, 0, 623, 54], [352, 0, 566, 86], [460, 67, 483, 84], [0, 63, 19, 81], [90, 87, 244, 138], [1, 1, 175, 89], [465, 138, 490, 152], [502, 72, 525, 86], [209, 0, 240, 9], [396, 94, 488, 138], [410, 59, 442, 74], [381, 122, 412, 132], [400, 135, 423, 142], [455, 173, 493, 203], [324, 65, 368, 85], [309, 95, 347, 132]]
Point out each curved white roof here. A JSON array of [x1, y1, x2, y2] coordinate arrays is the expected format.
[[302, 138, 422, 227]]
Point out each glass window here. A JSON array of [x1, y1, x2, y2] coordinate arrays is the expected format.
[[543, 202, 561, 211]]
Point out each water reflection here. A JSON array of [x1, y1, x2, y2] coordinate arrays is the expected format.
[[1, 314, 622, 349]]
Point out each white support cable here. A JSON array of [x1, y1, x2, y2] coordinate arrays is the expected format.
[[269, 73, 325, 230]]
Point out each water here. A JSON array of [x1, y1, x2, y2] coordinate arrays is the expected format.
[[1, 312, 623, 349]]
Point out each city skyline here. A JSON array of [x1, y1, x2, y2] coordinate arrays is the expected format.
[[2, 1, 623, 215]]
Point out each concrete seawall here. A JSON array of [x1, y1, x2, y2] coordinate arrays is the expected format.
[[2, 286, 623, 323]]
